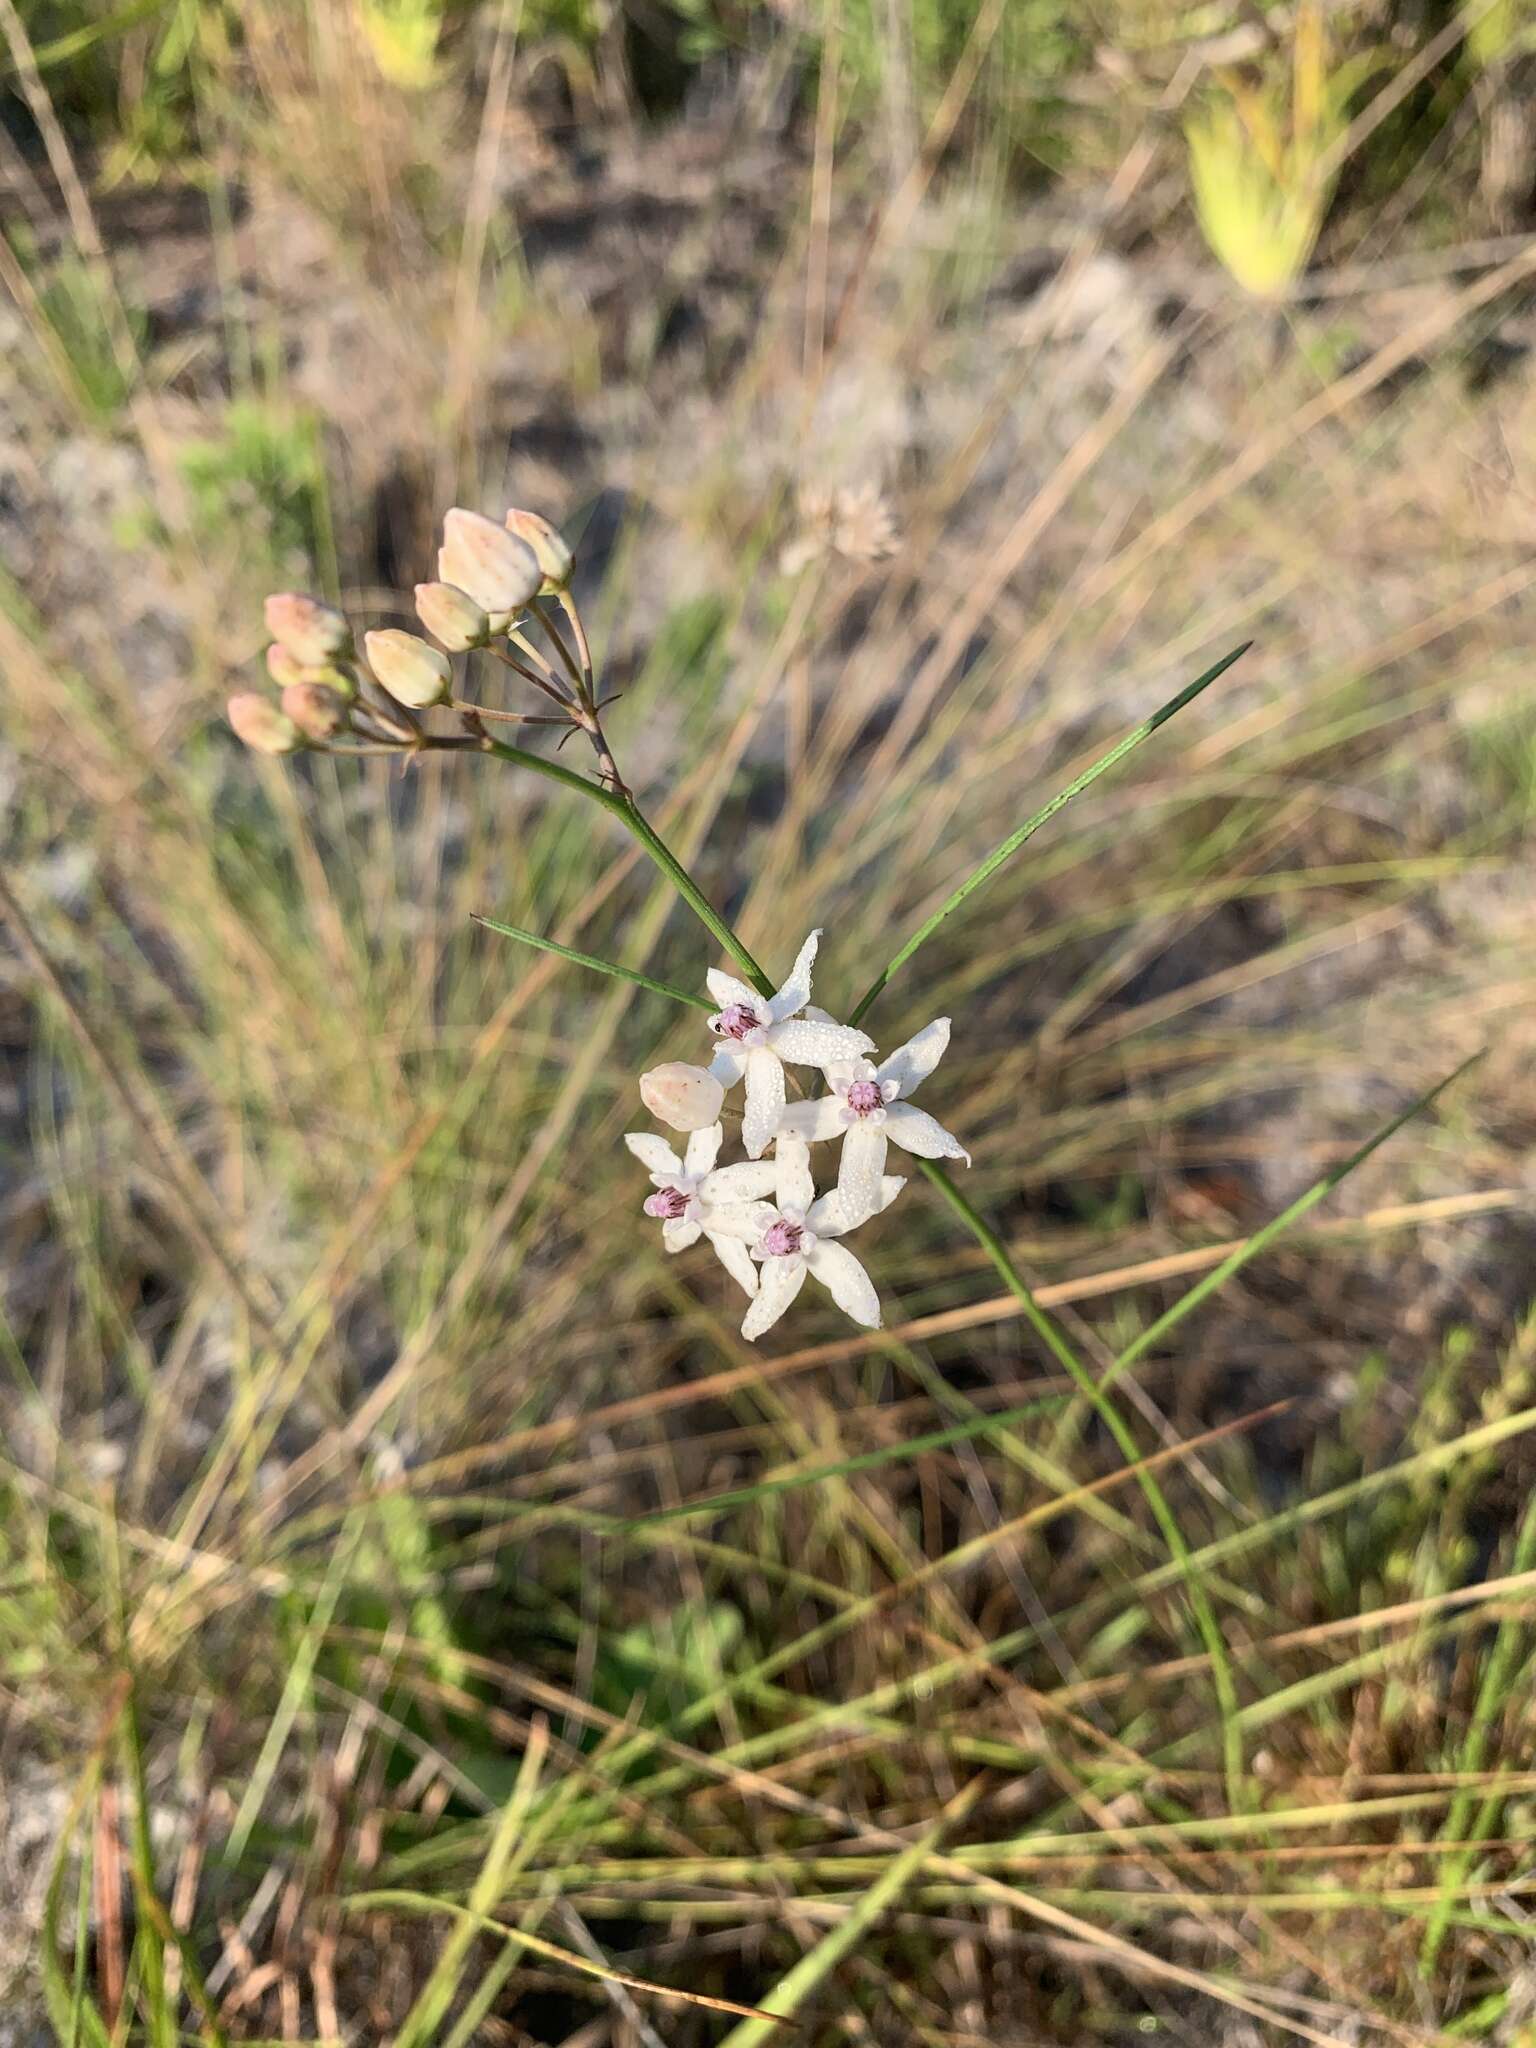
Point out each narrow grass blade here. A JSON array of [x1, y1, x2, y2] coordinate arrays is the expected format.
[[1083, 1048, 1487, 1412], [1419, 1486, 1536, 1971], [713, 1779, 983, 2048], [632, 1391, 1066, 1525], [392, 1717, 550, 2048], [347, 1892, 788, 2026], [849, 642, 1251, 1023], [917, 1156, 1250, 1811], [475, 915, 712, 1009]]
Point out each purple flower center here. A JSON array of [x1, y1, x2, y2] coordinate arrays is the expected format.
[[713, 1001, 762, 1041], [846, 1078, 884, 1115], [758, 1218, 804, 1259], [644, 1186, 691, 1220]]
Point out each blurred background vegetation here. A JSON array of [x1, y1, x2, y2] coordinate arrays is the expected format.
[[4, 0, 1536, 2042]]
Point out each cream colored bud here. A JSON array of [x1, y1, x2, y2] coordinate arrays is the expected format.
[[281, 681, 349, 740], [414, 581, 489, 652], [439, 509, 541, 613], [263, 592, 351, 666], [266, 641, 306, 688], [228, 692, 303, 754], [364, 628, 451, 708], [638, 1062, 725, 1133], [504, 507, 573, 591]]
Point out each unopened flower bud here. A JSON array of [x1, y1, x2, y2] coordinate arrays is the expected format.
[[281, 681, 349, 740], [364, 628, 451, 708], [263, 592, 351, 666], [504, 507, 573, 591], [266, 642, 306, 688], [228, 692, 303, 754], [415, 582, 489, 651], [639, 1062, 725, 1133], [439, 508, 541, 613]]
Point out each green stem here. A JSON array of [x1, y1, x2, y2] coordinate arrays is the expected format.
[[916, 1157, 1247, 1809], [463, 735, 770, 990]]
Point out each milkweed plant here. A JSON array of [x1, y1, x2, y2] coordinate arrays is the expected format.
[[230, 501, 1474, 1362]]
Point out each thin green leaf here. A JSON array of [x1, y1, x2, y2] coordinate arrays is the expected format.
[[849, 641, 1251, 1023], [714, 1781, 982, 2048], [475, 916, 712, 1009], [1085, 1048, 1487, 1410]]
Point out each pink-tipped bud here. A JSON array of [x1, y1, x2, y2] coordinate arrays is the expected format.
[[415, 581, 489, 652], [439, 509, 541, 613], [228, 692, 303, 754], [281, 681, 349, 740], [504, 507, 573, 592], [364, 628, 451, 708], [638, 1062, 725, 1133], [263, 593, 351, 666]]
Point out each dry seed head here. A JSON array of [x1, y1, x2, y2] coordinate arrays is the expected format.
[[639, 1062, 726, 1133], [504, 508, 573, 592], [415, 581, 489, 652], [281, 681, 350, 741], [263, 592, 352, 666], [228, 692, 303, 754], [364, 629, 451, 708], [439, 509, 541, 613]]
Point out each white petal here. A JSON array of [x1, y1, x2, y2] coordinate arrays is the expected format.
[[662, 1217, 702, 1253], [884, 1101, 970, 1162], [808, 1174, 905, 1238], [684, 1123, 723, 1177], [806, 1240, 881, 1328], [835, 1123, 888, 1227], [768, 928, 820, 1022], [825, 1058, 875, 1093], [877, 1017, 952, 1099], [773, 1132, 815, 1213], [705, 968, 766, 1016], [706, 1230, 760, 1298], [742, 1046, 787, 1159], [708, 1044, 748, 1087], [777, 1094, 847, 1144], [625, 1132, 682, 1176], [702, 1160, 781, 1203], [768, 1018, 876, 1068], [741, 1257, 808, 1340], [705, 1200, 780, 1243]]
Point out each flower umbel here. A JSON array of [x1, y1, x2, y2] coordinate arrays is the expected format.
[[779, 1015, 970, 1223], [705, 930, 875, 1157]]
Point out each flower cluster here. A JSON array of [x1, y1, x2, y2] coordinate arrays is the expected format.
[[628, 930, 968, 1340], [228, 505, 629, 792]]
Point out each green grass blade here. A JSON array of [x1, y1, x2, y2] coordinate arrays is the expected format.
[[474, 916, 712, 1009], [1419, 1485, 1536, 1972], [918, 1157, 1249, 1810], [391, 1718, 550, 2048], [630, 1391, 1066, 1524], [849, 642, 1251, 1023], [713, 1781, 983, 2048], [1084, 1048, 1487, 1412]]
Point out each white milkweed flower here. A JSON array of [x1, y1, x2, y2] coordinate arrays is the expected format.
[[705, 931, 875, 1159], [624, 1124, 779, 1298], [778, 1016, 970, 1224], [707, 1136, 905, 1341]]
